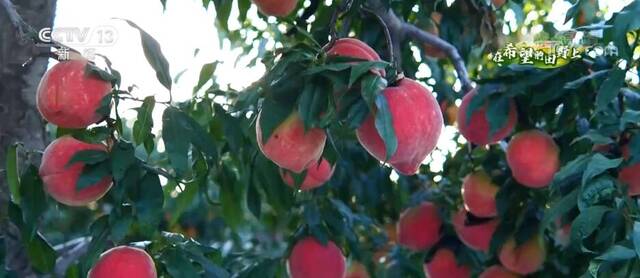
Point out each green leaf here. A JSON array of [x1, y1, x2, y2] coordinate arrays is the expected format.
[[619, 110, 640, 131], [247, 177, 261, 219], [570, 206, 610, 252], [67, 150, 109, 166], [193, 62, 219, 93], [170, 180, 199, 225], [360, 74, 387, 109], [110, 141, 136, 181], [298, 79, 329, 130], [121, 19, 172, 91], [25, 233, 56, 273], [564, 69, 610, 90], [161, 247, 201, 277], [237, 0, 250, 22], [578, 177, 617, 211], [486, 97, 510, 139], [132, 96, 155, 150], [571, 130, 614, 145], [633, 222, 640, 258], [134, 173, 164, 227], [349, 61, 388, 87], [96, 93, 113, 118], [552, 154, 592, 191], [213, 0, 232, 32], [596, 68, 625, 111], [77, 160, 111, 191], [6, 143, 20, 204], [541, 188, 578, 230], [374, 94, 398, 161], [596, 245, 637, 261], [162, 107, 191, 176], [581, 154, 622, 186], [19, 166, 47, 237], [565, 0, 585, 23]]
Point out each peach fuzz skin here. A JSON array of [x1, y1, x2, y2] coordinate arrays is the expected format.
[[462, 171, 499, 217], [356, 78, 443, 175], [39, 136, 112, 206], [288, 237, 346, 278], [396, 202, 442, 251], [506, 130, 559, 188], [88, 246, 157, 278], [252, 0, 297, 17], [280, 158, 335, 191], [457, 90, 517, 145], [36, 59, 112, 129], [498, 236, 546, 275], [256, 111, 326, 173], [423, 248, 471, 278], [452, 209, 499, 252], [478, 265, 521, 278]]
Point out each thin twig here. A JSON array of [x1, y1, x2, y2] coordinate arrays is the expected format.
[[361, 6, 397, 72]]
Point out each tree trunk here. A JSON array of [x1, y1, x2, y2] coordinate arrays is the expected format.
[[1, 0, 56, 276]]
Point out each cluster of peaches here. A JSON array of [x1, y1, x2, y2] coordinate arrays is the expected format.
[[36, 58, 156, 277]]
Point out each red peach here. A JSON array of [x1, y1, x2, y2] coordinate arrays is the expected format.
[[88, 246, 156, 278], [280, 158, 335, 190], [462, 171, 499, 217], [252, 0, 297, 17], [478, 265, 521, 278], [396, 202, 442, 251], [498, 235, 546, 275], [506, 130, 559, 188], [326, 38, 385, 76], [39, 136, 112, 206], [451, 209, 499, 252], [457, 90, 517, 145], [36, 59, 112, 128], [288, 237, 346, 278], [346, 261, 370, 278], [423, 248, 471, 278], [616, 144, 640, 196], [256, 111, 326, 173], [356, 78, 443, 175]]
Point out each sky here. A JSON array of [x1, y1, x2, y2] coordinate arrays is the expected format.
[[51, 0, 634, 177]]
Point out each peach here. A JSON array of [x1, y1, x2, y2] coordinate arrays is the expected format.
[[457, 90, 517, 145], [326, 38, 385, 76], [616, 144, 640, 196], [280, 158, 335, 190], [440, 100, 459, 126], [461, 171, 499, 217], [498, 235, 546, 275], [39, 136, 112, 206], [423, 248, 471, 278], [356, 78, 443, 175], [396, 202, 442, 251], [451, 209, 499, 252], [88, 246, 156, 278], [36, 59, 112, 128], [506, 130, 559, 188], [288, 237, 346, 278], [256, 111, 326, 173], [478, 265, 521, 278], [346, 262, 370, 278], [252, 0, 297, 17]]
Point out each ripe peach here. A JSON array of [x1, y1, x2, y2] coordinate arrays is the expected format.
[[36, 59, 112, 128], [326, 38, 384, 76], [492, 0, 506, 8], [457, 90, 517, 145], [346, 262, 370, 278], [39, 136, 112, 206], [280, 158, 335, 190], [451, 209, 499, 252], [256, 111, 326, 173], [88, 246, 156, 278], [397, 202, 442, 251], [356, 78, 443, 175], [423, 248, 471, 278], [440, 100, 459, 126], [288, 237, 346, 278], [461, 171, 499, 217], [498, 235, 546, 275], [478, 265, 521, 278], [252, 0, 297, 17], [616, 144, 640, 196], [506, 130, 559, 188]]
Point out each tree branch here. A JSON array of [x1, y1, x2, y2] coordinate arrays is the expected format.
[[364, 0, 473, 92]]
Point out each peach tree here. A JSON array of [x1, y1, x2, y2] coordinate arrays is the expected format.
[[2, 0, 640, 277]]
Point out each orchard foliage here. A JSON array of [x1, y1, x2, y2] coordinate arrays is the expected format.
[[3, 0, 640, 277]]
